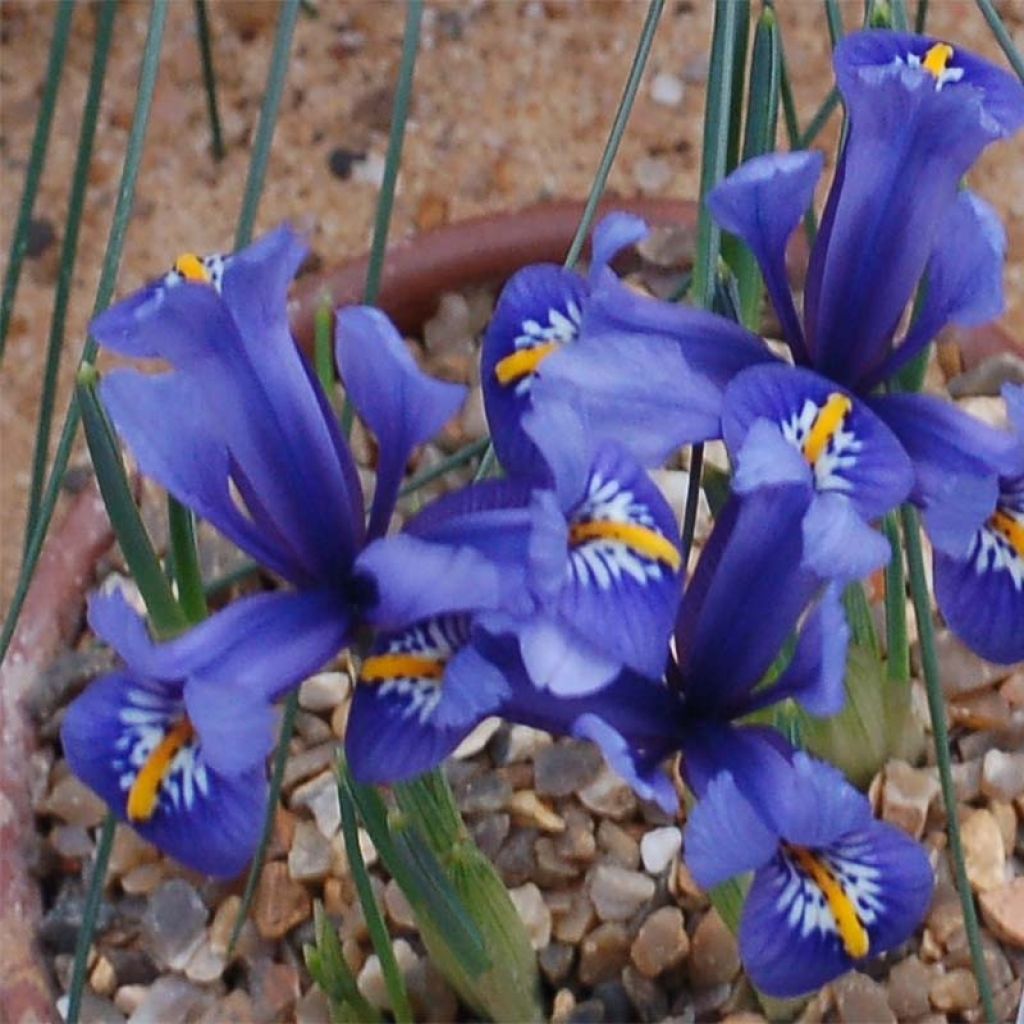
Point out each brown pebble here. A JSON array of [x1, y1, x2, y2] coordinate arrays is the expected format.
[[253, 861, 312, 940], [881, 760, 939, 840], [980, 749, 1024, 801], [578, 921, 630, 986], [631, 905, 689, 978], [833, 971, 896, 1023], [689, 910, 740, 989], [415, 192, 450, 231], [961, 808, 1007, 892], [929, 967, 979, 1012], [886, 955, 933, 1019], [978, 878, 1024, 947]]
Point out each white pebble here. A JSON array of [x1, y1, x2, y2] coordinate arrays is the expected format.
[[650, 71, 685, 107], [640, 826, 682, 875]]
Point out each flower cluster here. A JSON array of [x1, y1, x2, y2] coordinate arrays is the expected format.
[[63, 30, 1023, 998]]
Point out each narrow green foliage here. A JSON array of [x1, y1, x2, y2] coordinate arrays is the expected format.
[[79, 368, 187, 638], [901, 505, 997, 1022], [915, 0, 929, 33], [890, 0, 911, 30], [0, 0, 74, 358], [883, 513, 909, 682], [732, 7, 780, 328], [680, 445, 705, 568], [167, 499, 208, 624], [363, 0, 424, 306], [798, 87, 841, 148], [564, 0, 665, 268], [400, 437, 490, 496], [304, 902, 381, 1023], [1, 0, 169, 664], [314, 296, 336, 392], [842, 581, 880, 657], [24, 0, 118, 550], [692, 0, 750, 307], [725, 0, 753, 176], [194, 0, 225, 160], [799, 642, 922, 787], [66, 813, 116, 1024], [472, 443, 499, 482], [337, 771, 414, 1024], [228, 692, 300, 955], [824, 0, 845, 46], [235, 0, 300, 248]]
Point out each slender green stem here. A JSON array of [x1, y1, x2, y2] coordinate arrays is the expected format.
[[314, 297, 335, 392], [168, 499, 208, 624], [0, 0, 74, 359], [338, 771, 414, 1024], [363, 0, 423, 306], [883, 512, 908, 682], [24, 0, 118, 552], [1, 0, 169, 664], [66, 813, 116, 1024], [890, 0, 910, 30], [798, 88, 840, 149], [472, 444, 498, 483], [194, 0, 225, 160], [203, 559, 260, 598], [824, 0, 845, 46], [400, 437, 490, 496], [900, 505, 996, 1022], [692, 0, 748, 307], [228, 692, 299, 955], [235, 0, 300, 248], [564, 0, 665, 268], [915, 0, 929, 33], [975, 0, 1024, 83], [679, 445, 704, 568], [78, 368, 187, 637]]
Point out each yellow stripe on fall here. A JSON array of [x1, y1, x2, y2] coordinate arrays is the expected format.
[[990, 509, 1024, 557], [126, 718, 195, 823], [494, 342, 561, 385], [789, 845, 870, 959], [569, 520, 682, 571], [803, 393, 853, 465], [360, 654, 445, 683], [922, 42, 954, 78], [174, 252, 210, 284]]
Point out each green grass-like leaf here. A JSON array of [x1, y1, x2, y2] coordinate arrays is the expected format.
[[976, 0, 1024, 81], [66, 813, 116, 1024], [194, 0, 225, 161], [304, 902, 382, 1023], [0, 0, 74, 360], [901, 505, 996, 1022], [564, 0, 665, 269], [882, 512, 909, 682], [167, 498, 208, 624], [24, 0, 118, 551]]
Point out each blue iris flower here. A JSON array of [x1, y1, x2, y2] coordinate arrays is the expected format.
[[523, 30, 1024, 660], [62, 227, 529, 875], [543, 485, 933, 997]]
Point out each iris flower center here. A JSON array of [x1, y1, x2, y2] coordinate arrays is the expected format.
[[494, 341, 562, 386], [802, 393, 853, 466], [922, 42, 954, 79], [787, 843, 870, 959], [568, 520, 682, 571], [126, 717, 196, 822], [173, 252, 211, 285]]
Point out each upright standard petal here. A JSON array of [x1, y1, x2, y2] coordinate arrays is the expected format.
[[860, 191, 1007, 389], [92, 227, 365, 586], [589, 211, 649, 282], [335, 306, 466, 539], [62, 673, 266, 878], [708, 151, 824, 363], [482, 264, 588, 482], [807, 31, 1024, 385]]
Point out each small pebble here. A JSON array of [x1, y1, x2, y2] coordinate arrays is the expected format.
[[282, 742, 338, 791], [650, 71, 684, 107], [183, 939, 226, 984], [589, 863, 655, 921], [509, 790, 565, 832], [288, 821, 333, 882], [423, 292, 473, 354], [121, 863, 165, 896], [501, 725, 553, 764], [633, 156, 673, 195], [50, 823, 94, 860], [929, 967, 980, 1012], [452, 717, 502, 759], [689, 910, 740, 988], [298, 671, 350, 712], [980, 749, 1024, 801], [578, 765, 637, 820], [596, 818, 640, 869], [961, 808, 1007, 892], [622, 964, 669, 1022], [534, 741, 603, 798], [357, 940, 419, 1011], [881, 760, 939, 840], [249, 960, 301, 1022], [142, 879, 208, 971], [631, 905, 689, 977], [640, 826, 682, 874], [833, 972, 895, 1024], [56, 992, 125, 1024], [551, 886, 596, 945], [406, 960, 458, 1024], [44, 775, 107, 827], [456, 771, 512, 814], [253, 861, 312, 940], [539, 942, 575, 985], [352, 151, 386, 188], [384, 879, 417, 932], [578, 922, 631, 986], [886, 955, 933, 1019], [978, 878, 1024, 947], [126, 976, 212, 1024], [509, 881, 552, 950], [289, 770, 342, 838]]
